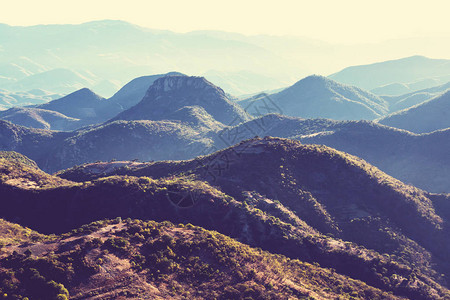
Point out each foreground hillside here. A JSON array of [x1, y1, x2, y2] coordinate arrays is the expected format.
[[0, 219, 404, 300], [0, 147, 449, 298], [54, 138, 450, 299]]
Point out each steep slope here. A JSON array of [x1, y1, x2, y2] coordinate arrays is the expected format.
[[0, 107, 80, 130], [98, 72, 185, 120], [239, 75, 388, 120], [37, 87, 106, 121], [0, 219, 400, 300], [0, 151, 39, 169], [112, 75, 250, 125], [378, 90, 450, 133], [2, 149, 449, 299], [329, 56, 450, 90], [107, 72, 184, 110]]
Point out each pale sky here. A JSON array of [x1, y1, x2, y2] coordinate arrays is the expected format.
[[2, 0, 450, 43]]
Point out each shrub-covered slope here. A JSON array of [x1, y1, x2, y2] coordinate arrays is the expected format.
[[53, 138, 450, 299], [0, 219, 402, 300]]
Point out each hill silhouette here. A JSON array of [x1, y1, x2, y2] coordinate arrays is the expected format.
[[239, 75, 388, 120], [0, 146, 448, 298]]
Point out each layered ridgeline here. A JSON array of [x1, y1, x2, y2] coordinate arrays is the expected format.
[[239, 75, 388, 120], [0, 89, 62, 110], [381, 81, 450, 112], [1, 111, 449, 193], [208, 114, 450, 193], [52, 137, 450, 299], [0, 107, 81, 131], [378, 90, 450, 133], [0, 72, 184, 131], [0, 88, 108, 131], [112, 75, 250, 125], [0, 119, 215, 172], [329, 56, 450, 91]]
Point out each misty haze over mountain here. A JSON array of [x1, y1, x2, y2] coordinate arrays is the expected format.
[[1, 11, 450, 300], [1, 20, 450, 100]]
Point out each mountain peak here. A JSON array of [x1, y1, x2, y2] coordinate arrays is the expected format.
[[112, 75, 249, 125], [149, 75, 221, 94], [69, 87, 101, 98]]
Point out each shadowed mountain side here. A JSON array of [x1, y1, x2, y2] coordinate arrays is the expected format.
[[56, 138, 450, 288], [239, 75, 388, 120], [1, 149, 449, 299], [0, 120, 214, 173], [299, 124, 450, 194], [378, 90, 450, 133], [209, 114, 449, 193], [0, 120, 71, 168], [112, 75, 250, 125], [45, 120, 215, 172]]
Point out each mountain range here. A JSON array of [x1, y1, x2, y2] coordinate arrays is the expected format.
[[2, 68, 450, 133], [3, 21, 450, 98], [239, 75, 389, 120], [1, 19, 450, 300], [0, 21, 306, 97], [1, 66, 450, 196], [1, 140, 449, 299], [0, 72, 185, 131]]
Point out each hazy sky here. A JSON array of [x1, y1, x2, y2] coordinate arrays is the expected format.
[[3, 0, 450, 43]]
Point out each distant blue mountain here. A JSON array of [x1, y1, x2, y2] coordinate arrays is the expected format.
[[239, 75, 388, 120], [329, 56, 450, 90]]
